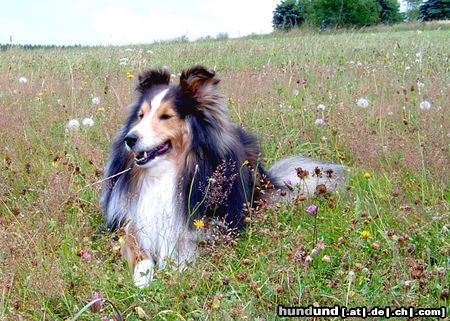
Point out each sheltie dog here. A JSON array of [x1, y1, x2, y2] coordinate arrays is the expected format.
[[101, 65, 345, 287]]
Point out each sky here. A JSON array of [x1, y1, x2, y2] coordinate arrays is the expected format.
[[0, 0, 280, 45], [1, 0, 407, 46]]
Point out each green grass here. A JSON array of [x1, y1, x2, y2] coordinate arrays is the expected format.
[[0, 23, 449, 320]]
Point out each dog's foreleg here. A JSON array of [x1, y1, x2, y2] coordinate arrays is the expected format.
[[121, 223, 154, 288]]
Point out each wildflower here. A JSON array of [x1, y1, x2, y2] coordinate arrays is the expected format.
[[364, 172, 371, 179], [419, 100, 431, 111], [97, 106, 104, 112], [405, 66, 411, 71], [80, 250, 92, 261], [127, 72, 134, 79], [305, 204, 318, 215], [363, 267, 370, 274], [193, 219, 204, 229], [19, 76, 28, 84], [67, 119, 80, 129], [311, 248, 319, 256], [315, 118, 325, 126], [317, 104, 326, 111], [119, 57, 129, 66], [348, 270, 356, 281], [82, 117, 95, 127], [442, 226, 449, 234], [90, 292, 104, 312], [320, 136, 327, 143], [356, 98, 369, 108], [322, 255, 331, 263], [346, 168, 352, 172], [305, 255, 312, 264], [293, 89, 300, 96], [147, 50, 154, 54], [317, 239, 325, 250], [361, 230, 371, 239], [92, 97, 100, 106], [371, 240, 381, 250]]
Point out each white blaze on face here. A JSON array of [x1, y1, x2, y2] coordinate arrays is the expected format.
[[131, 88, 169, 149]]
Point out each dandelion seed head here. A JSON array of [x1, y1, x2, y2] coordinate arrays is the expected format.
[[348, 270, 356, 281], [82, 117, 95, 127], [419, 100, 431, 111], [356, 98, 369, 108], [92, 97, 100, 106], [317, 104, 326, 111], [67, 119, 80, 129], [315, 118, 325, 126]]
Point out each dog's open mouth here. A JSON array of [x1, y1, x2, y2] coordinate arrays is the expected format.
[[134, 141, 172, 165]]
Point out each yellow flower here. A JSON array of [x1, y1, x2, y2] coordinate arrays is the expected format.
[[97, 106, 104, 112], [38, 92, 43, 97], [361, 230, 371, 239], [346, 168, 352, 172], [193, 219, 204, 229], [127, 72, 134, 79], [364, 172, 371, 179]]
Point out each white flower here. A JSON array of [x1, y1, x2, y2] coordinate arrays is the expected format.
[[417, 30, 422, 34], [82, 117, 95, 127], [293, 89, 300, 96], [67, 119, 80, 129], [19, 76, 28, 84], [405, 66, 411, 71], [305, 255, 312, 264], [348, 270, 356, 281], [125, 48, 135, 52], [419, 100, 431, 111], [317, 104, 326, 111], [119, 58, 129, 65], [315, 118, 325, 126], [57, 99, 64, 106], [91, 97, 100, 106], [147, 50, 154, 54], [356, 98, 369, 108], [320, 136, 327, 143]]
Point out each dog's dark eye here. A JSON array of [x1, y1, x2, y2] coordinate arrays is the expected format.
[[160, 114, 172, 120], [138, 112, 144, 119]]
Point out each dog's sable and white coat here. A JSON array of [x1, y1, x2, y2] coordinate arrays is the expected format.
[[101, 66, 345, 287]]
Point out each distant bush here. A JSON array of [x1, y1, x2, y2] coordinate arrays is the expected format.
[[273, 0, 404, 30]]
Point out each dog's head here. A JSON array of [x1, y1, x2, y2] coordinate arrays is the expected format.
[[124, 65, 222, 168]]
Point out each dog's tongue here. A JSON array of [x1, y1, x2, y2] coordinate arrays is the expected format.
[[136, 141, 171, 162]]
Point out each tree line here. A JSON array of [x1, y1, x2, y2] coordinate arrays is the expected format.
[[273, 0, 450, 30]]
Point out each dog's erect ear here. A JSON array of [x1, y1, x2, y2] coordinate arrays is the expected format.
[[179, 65, 220, 100], [136, 69, 171, 94]]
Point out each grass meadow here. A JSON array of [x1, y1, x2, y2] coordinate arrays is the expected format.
[[0, 23, 449, 320]]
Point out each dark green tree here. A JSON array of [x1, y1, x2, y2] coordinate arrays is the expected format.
[[272, 0, 305, 31], [307, 0, 381, 28], [420, 0, 450, 20], [376, 0, 404, 23]]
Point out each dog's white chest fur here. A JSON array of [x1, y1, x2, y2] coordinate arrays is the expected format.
[[132, 160, 197, 269]]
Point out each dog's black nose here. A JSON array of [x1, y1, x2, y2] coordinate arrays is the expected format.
[[124, 133, 139, 148]]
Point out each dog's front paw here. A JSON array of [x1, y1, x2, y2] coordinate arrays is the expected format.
[[133, 259, 154, 288]]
